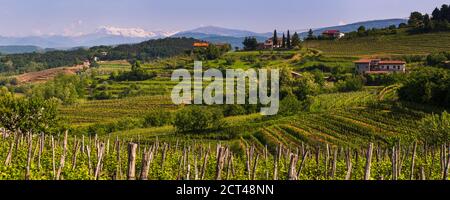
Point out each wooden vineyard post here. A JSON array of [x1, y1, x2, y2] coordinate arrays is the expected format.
[[94, 143, 105, 180], [410, 142, 417, 180], [51, 136, 56, 180], [200, 148, 209, 180], [185, 146, 191, 180], [297, 150, 309, 179], [4, 133, 16, 166], [161, 143, 167, 170], [420, 166, 426, 180], [215, 147, 226, 180], [140, 147, 153, 180], [444, 145, 450, 180], [345, 148, 353, 180], [364, 143, 374, 180], [325, 144, 329, 179], [86, 145, 92, 177], [391, 146, 397, 180], [38, 133, 44, 169], [115, 140, 122, 180], [72, 140, 80, 170], [25, 133, 33, 180], [331, 148, 338, 179], [273, 145, 280, 180], [194, 152, 199, 180], [226, 152, 232, 180], [251, 153, 259, 180], [127, 143, 138, 180], [81, 135, 85, 154], [353, 149, 358, 180], [56, 131, 68, 180], [288, 153, 298, 180]]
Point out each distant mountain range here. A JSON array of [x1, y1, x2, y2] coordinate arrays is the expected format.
[[0, 18, 408, 53], [0, 26, 176, 52], [0, 45, 43, 54]]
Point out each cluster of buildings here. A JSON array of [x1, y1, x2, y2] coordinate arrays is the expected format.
[[354, 59, 406, 74]]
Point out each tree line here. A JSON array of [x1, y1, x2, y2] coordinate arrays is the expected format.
[[408, 4, 450, 33], [242, 30, 301, 51], [0, 37, 199, 74]]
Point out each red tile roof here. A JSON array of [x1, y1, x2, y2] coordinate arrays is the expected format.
[[379, 61, 406, 64], [193, 42, 209, 47], [354, 59, 405, 64], [323, 30, 340, 34], [354, 59, 372, 63]]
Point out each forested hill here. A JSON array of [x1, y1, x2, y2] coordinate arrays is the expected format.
[[0, 37, 198, 74]]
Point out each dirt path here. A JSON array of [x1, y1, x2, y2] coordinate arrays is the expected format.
[[14, 62, 89, 85]]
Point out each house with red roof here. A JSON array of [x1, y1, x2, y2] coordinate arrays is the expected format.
[[354, 59, 406, 74], [322, 30, 345, 39]]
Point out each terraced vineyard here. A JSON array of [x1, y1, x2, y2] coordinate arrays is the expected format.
[[59, 95, 177, 126], [246, 103, 426, 152], [1, 129, 448, 180], [304, 31, 450, 56]]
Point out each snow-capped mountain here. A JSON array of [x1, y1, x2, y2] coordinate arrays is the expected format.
[[0, 26, 179, 49], [95, 26, 177, 38]]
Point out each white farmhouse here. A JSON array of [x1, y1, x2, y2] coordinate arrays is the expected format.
[[355, 59, 406, 74]]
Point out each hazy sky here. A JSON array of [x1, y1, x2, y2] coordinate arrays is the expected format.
[[0, 0, 447, 36]]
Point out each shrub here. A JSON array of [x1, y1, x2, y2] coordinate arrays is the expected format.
[[174, 106, 224, 133], [336, 76, 364, 92], [426, 52, 448, 66], [0, 96, 59, 133], [279, 95, 304, 116], [398, 68, 450, 108], [110, 61, 156, 81], [28, 74, 88, 105], [223, 104, 247, 117], [144, 109, 173, 127]]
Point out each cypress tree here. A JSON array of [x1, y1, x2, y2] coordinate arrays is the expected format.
[[273, 30, 278, 47], [282, 33, 286, 48], [307, 29, 314, 40], [291, 32, 301, 48], [287, 30, 291, 49]]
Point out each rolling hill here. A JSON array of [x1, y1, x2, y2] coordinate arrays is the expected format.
[[303, 30, 450, 56], [299, 18, 408, 38], [0, 45, 43, 54]]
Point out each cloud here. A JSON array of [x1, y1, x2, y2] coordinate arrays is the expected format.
[[63, 20, 85, 36], [338, 20, 347, 26]]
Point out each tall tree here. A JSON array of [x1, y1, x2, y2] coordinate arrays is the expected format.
[[307, 29, 314, 40], [287, 30, 291, 49], [408, 11, 424, 28], [273, 30, 278, 47], [442, 4, 450, 21], [432, 7, 442, 20], [357, 26, 367, 36], [282, 33, 286, 48], [242, 37, 258, 51], [291, 32, 301, 48], [423, 14, 433, 32]]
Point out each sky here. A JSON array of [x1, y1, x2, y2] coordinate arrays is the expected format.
[[0, 0, 448, 36]]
